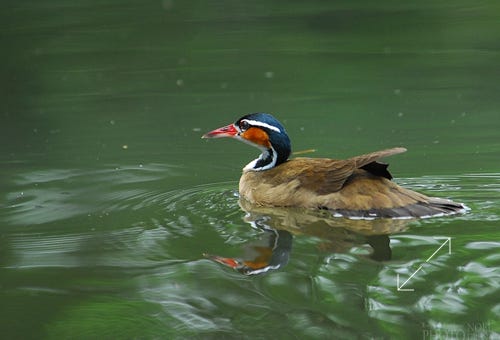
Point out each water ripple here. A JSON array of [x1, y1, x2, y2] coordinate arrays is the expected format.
[[2, 169, 499, 338], [4, 163, 182, 225]]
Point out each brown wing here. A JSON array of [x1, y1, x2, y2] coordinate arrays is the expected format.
[[240, 148, 407, 202], [247, 158, 355, 195], [350, 147, 407, 180], [350, 147, 407, 168], [295, 158, 357, 194], [290, 147, 407, 194]]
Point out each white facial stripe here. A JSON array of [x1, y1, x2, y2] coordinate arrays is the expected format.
[[242, 119, 281, 133]]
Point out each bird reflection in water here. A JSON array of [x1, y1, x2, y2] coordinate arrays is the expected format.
[[204, 225, 292, 275], [205, 198, 412, 275]]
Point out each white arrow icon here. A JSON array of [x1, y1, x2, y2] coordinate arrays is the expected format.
[[397, 237, 451, 291]]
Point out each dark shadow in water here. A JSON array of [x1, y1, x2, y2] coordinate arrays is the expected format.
[[205, 198, 412, 275]]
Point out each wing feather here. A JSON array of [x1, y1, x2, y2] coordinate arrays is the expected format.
[[350, 147, 407, 169], [240, 148, 407, 201]]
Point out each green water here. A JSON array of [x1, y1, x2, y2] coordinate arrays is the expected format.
[[1, 1, 499, 339]]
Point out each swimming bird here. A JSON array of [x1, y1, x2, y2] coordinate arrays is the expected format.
[[202, 113, 467, 219]]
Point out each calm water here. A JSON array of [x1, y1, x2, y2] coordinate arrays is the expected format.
[[1, 1, 499, 339]]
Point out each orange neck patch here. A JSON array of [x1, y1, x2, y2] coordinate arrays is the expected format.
[[242, 127, 271, 148]]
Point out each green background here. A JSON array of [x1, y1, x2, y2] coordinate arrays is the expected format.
[[1, 1, 499, 338]]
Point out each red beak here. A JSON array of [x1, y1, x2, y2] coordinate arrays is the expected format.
[[202, 124, 238, 138], [203, 253, 241, 269]]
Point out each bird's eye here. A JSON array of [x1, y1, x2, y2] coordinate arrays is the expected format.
[[240, 120, 250, 131]]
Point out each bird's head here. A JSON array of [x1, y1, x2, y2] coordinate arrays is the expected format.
[[202, 113, 291, 171]]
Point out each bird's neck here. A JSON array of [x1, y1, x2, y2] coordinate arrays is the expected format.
[[244, 147, 278, 171], [243, 133, 291, 171], [244, 143, 292, 171]]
